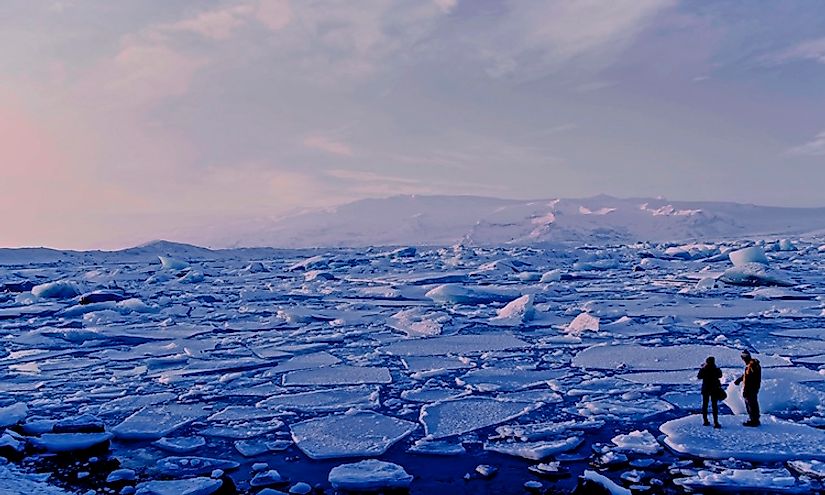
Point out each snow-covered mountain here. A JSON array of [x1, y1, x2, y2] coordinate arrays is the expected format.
[[211, 194, 825, 248]]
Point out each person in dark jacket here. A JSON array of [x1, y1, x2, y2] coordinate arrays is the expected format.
[[734, 349, 761, 427], [698, 356, 723, 428]]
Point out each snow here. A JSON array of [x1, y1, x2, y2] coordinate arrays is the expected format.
[[289, 411, 416, 459], [660, 414, 825, 461], [328, 459, 413, 491]]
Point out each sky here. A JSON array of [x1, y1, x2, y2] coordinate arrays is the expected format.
[[2, 0, 825, 249]]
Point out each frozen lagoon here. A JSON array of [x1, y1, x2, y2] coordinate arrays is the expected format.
[[1, 239, 825, 494]]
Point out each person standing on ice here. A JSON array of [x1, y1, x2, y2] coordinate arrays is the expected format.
[[697, 356, 723, 428], [734, 350, 761, 427]]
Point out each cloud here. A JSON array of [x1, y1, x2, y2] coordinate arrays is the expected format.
[[160, 4, 255, 40], [303, 135, 355, 156], [787, 130, 825, 156], [467, 0, 676, 79], [255, 0, 292, 31], [768, 37, 825, 65]]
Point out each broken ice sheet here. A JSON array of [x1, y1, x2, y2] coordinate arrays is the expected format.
[[457, 368, 564, 392], [290, 411, 416, 459], [112, 404, 208, 441], [282, 365, 392, 386], [420, 397, 541, 439], [256, 386, 379, 412]]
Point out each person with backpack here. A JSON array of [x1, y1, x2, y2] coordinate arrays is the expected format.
[[734, 349, 762, 427]]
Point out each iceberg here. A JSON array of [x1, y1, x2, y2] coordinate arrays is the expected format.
[[420, 397, 539, 439]]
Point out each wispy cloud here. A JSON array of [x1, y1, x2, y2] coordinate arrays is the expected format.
[[767, 37, 825, 65], [303, 135, 354, 156], [787, 130, 825, 156]]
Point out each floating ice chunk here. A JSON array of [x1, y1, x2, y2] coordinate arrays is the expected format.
[[484, 437, 582, 460], [263, 352, 341, 375], [0, 402, 27, 428], [304, 270, 335, 281], [611, 430, 661, 454], [660, 414, 825, 461], [674, 468, 800, 492], [728, 246, 769, 267], [30, 433, 113, 453], [457, 368, 563, 392], [719, 262, 793, 287], [250, 469, 283, 487], [158, 256, 190, 271], [242, 261, 268, 273], [257, 386, 379, 412], [282, 366, 391, 386], [156, 457, 239, 477], [565, 313, 599, 335], [288, 254, 329, 271], [408, 438, 466, 455], [573, 344, 788, 371], [420, 397, 539, 439], [724, 378, 825, 415], [576, 397, 672, 421], [200, 418, 283, 439], [290, 411, 416, 460], [744, 287, 812, 300], [573, 259, 618, 271], [136, 477, 222, 495], [31, 281, 81, 299], [112, 404, 208, 441], [788, 460, 825, 478], [387, 308, 447, 337], [153, 437, 207, 454], [107, 469, 136, 483], [177, 270, 204, 284], [425, 284, 516, 305], [581, 470, 631, 495], [383, 334, 528, 356], [490, 294, 535, 326], [539, 269, 562, 283], [207, 406, 280, 422], [328, 460, 413, 492]]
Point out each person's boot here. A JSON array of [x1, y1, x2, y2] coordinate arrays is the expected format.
[[703, 416, 710, 426], [743, 420, 759, 427], [713, 422, 721, 429]]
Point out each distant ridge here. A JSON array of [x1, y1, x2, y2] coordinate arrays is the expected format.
[[207, 194, 825, 248]]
